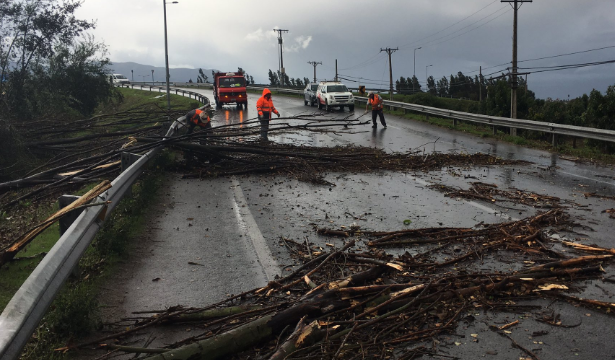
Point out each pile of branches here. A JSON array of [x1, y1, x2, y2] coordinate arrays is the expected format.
[[171, 141, 529, 186], [0, 104, 191, 208], [430, 181, 563, 209], [71, 209, 614, 360]]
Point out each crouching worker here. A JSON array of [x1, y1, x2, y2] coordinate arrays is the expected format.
[[183, 108, 215, 164], [185, 108, 212, 138], [256, 88, 280, 141]]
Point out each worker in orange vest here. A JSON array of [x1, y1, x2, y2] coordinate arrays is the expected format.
[[256, 88, 280, 141], [364, 91, 387, 128], [185, 108, 211, 135]]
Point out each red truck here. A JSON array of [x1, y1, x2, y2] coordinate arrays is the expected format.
[[213, 72, 247, 109]]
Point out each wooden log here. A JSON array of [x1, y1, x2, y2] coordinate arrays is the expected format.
[[317, 228, 349, 237], [169, 304, 268, 323], [527, 255, 612, 272], [269, 318, 325, 360], [562, 241, 615, 255]]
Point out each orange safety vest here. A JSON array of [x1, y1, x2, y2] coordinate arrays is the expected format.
[[189, 109, 210, 125], [369, 94, 383, 111], [256, 88, 279, 118]]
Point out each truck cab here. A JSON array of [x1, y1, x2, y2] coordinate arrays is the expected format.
[[213, 72, 248, 109]]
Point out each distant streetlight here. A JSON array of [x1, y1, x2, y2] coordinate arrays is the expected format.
[[151, 69, 155, 85], [425, 64, 433, 91], [164, 0, 178, 120], [131, 69, 133, 82], [413, 47, 421, 93]]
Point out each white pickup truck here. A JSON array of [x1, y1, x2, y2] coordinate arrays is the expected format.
[[316, 81, 354, 112]]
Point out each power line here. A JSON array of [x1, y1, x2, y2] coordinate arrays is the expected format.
[[518, 45, 615, 64], [426, 8, 511, 48], [398, 0, 500, 49], [465, 44, 615, 76], [339, 52, 385, 71], [400, 5, 510, 51], [519, 58, 615, 72]]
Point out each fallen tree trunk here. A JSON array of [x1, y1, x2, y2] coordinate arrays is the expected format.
[[0, 180, 111, 268]]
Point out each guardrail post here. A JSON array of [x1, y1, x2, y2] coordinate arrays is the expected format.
[[58, 195, 83, 235], [552, 133, 557, 147], [425, 114, 429, 121], [58, 195, 84, 277], [492, 126, 496, 135], [453, 118, 458, 127], [121, 153, 143, 197]]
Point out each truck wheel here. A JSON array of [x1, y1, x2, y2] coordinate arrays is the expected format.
[[318, 100, 322, 110], [325, 101, 330, 112], [237, 103, 242, 110], [311, 98, 315, 107], [304, 98, 308, 106], [349, 105, 354, 112]]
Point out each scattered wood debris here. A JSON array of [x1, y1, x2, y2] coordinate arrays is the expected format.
[[70, 209, 613, 360]]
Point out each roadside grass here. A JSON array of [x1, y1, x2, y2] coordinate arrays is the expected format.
[[19, 150, 174, 360]]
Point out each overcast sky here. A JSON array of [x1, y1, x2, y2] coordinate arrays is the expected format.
[[76, 0, 615, 99]]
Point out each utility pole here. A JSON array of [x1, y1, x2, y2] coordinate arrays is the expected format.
[[335, 59, 338, 81], [308, 61, 322, 83], [273, 29, 289, 87], [479, 66, 482, 102], [380, 47, 398, 100], [501, 0, 531, 136], [413, 47, 421, 94], [163, 0, 177, 122]]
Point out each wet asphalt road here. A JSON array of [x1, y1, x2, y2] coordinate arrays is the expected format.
[[81, 89, 615, 359]]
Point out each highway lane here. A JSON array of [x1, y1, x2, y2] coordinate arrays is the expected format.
[[75, 89, 615, 359]]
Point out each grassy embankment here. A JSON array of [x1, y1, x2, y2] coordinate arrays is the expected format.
[[0, 88, 200, 359]]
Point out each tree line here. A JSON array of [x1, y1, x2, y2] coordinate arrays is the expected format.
[[268, 69, 310, 88], [0, 0, 117, 121], [395, 69, 615, 149]]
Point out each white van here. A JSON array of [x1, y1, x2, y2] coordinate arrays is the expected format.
[[111, 74, 130, 85]]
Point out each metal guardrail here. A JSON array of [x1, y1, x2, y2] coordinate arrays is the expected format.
[[259, 87, 615, 144], [0, 91, 208, 359], [120, 83, 210, 105]]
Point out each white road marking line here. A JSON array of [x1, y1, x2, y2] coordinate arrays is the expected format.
[[231, 177, 280, 283], [557, 170, 615, 187], [408, 176, 517, 221]]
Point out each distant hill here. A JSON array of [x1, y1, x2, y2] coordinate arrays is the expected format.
[[107, 62, 218, 83]]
